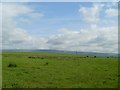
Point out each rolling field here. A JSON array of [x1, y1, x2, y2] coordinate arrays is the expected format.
[[2, 52, 118, 88]]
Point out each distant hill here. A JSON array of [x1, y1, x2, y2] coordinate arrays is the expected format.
[[2, 49, 118, 57]]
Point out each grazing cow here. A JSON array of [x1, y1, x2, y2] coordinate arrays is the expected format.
[[41, 57, 44, 59], [28, 56, 32, 58], [28, 56, 37, 58], [44, 62, 48, 65]]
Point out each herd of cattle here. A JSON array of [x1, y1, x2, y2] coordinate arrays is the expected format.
[[28, 55, 101, 59], [2, 54, 115, 59], [27, 55, 116, 59]]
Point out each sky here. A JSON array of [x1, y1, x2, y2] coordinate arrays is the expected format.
[[1, 0, 119, 2], [1, 2, 118, 53]]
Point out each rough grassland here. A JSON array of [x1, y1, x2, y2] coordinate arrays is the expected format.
[[2, 52, 118, 88], [0, 52, 2, 89]]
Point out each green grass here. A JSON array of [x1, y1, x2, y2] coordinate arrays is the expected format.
[[2, 52, 118, 88], [0, 52, 2, 89]]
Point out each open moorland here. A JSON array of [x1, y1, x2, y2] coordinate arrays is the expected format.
[[2, 52, 118, 88]]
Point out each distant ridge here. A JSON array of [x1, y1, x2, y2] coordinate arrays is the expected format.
[[2, 49, 118, 57]]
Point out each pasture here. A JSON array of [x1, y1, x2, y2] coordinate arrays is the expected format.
[[2, 52, 118, 88]]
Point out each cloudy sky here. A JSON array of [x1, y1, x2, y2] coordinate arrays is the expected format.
[[1, 2, 118, 53]]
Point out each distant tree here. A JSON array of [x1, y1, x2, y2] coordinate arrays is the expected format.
[[86, 56, 89, 58], [94, 56, 96, 58]]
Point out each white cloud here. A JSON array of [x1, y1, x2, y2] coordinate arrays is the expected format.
[[17, 17, 32, 24], [79, 3, 104, 23], [30, 13, 44, 18], [76, 3, 118, 53], [47, 26, 118, 53], [1, 0, 119, 2], [17, 13, 44, 24], [1, 2, 118, 53], [105, 2, 117, 8], [1, 0, 32, 2], [2, 3, 46, 49], [105, 8, 118, 17], [2, 3, 32, 18]]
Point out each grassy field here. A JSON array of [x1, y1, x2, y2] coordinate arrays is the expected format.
[[2, 52, 118, 88], [0, 52, 2, 89]]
